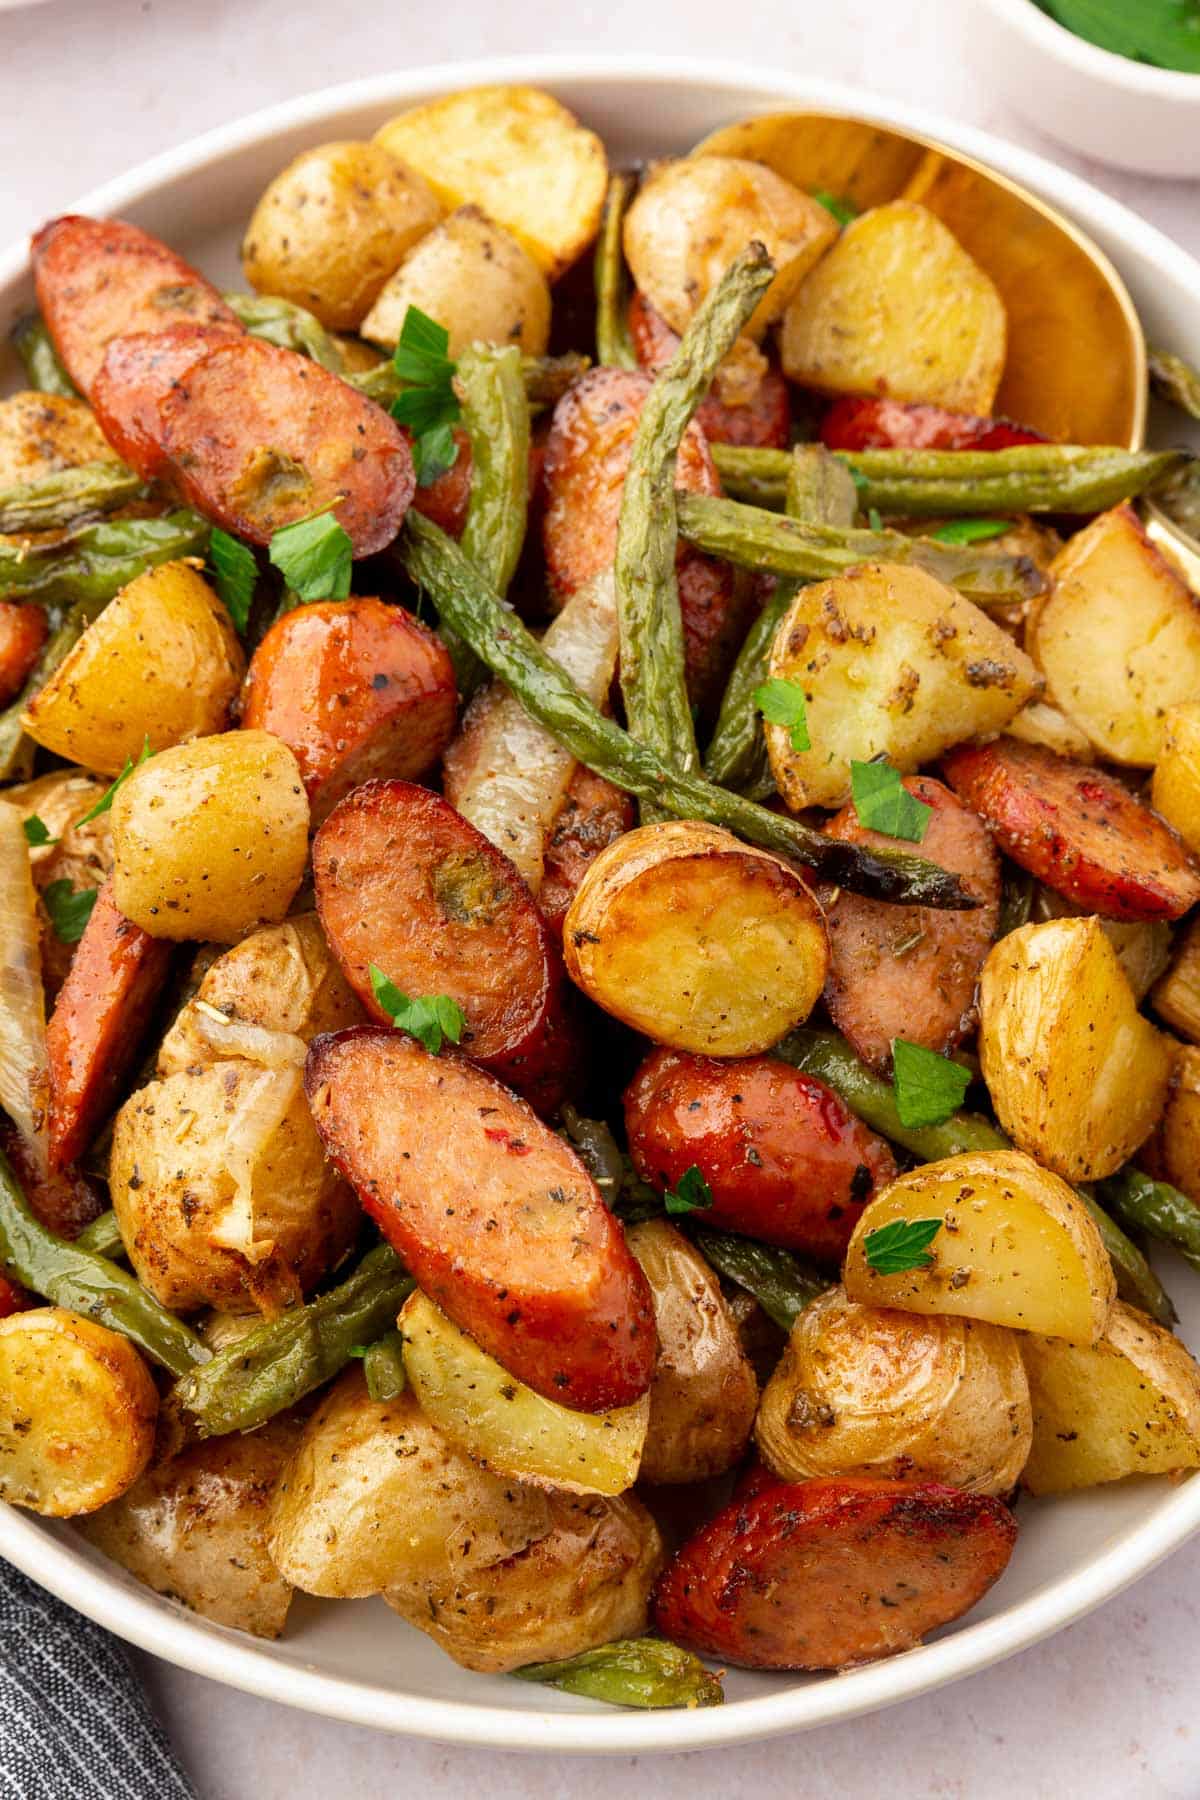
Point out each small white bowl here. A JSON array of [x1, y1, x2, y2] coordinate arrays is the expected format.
[[976, 0, 1200, 178]]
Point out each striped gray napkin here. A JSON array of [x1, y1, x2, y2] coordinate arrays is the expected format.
[[0, 1556, 198, 1800]]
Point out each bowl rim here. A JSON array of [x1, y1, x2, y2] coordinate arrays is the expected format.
[[976, 0, 1200, 98], [3, 51, 1200, 1753]]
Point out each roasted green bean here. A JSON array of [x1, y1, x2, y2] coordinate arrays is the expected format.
[[458, 344, 530, 597], [514, 1640, 723, 1709], [361, 1329, 408, 1402], [0, 509, 209, 606], [1149, 347, 1200, 422], [1099, 1168, 1200, 1277], [0, 461, 144, 536], [73, 1210, 125, 1260], [594, 173, 638, 370], [10, 313, 76, 397], [689, 1226, 830, 1331], [223, 291, 347, 371]]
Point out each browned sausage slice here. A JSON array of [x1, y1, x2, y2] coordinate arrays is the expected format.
[[305, 1026, 656, 1411], [537, 766, 635, 936], [91, 324, 242, 477], [628, 290, 791, 449]]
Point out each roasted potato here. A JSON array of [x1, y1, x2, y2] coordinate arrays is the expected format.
[[110, 1060, 358, 1314], [9, 767, 114, 993], [0, 1308, 157, 1516], [111, 730, 309, 942], [1030, 506, 1200, 767], [1030, 883, 1171, 1004], [1021, 1302, 1200, 1493], [624, 155, 837, 341], [1149, 1044, 1200, 1202], [844, 1149, 1116, 1346], [625, 1219, 758, 1485], [765, 563, 1041, 810], [979, 918, 1172, 1181], [80, 1417, 301, 1637], [241, 139, 441, 330], [754, 1286, 1031, 1496], [21, 561, 245, 777], [361, 206, 551, 357], [1152, 914, 1200, 1042], [780, 201, 1007, 412], [399, 1290, 650, 1496], [1005, 699, 1095, 761], [0, 389, 115, 486], [373, 85, 607, 280], [563, 820, 828, 1056], [1153, 702, 1200, 854]]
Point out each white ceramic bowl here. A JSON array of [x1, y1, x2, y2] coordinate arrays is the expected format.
[[975, 0, 1200, 178], [3, 55, 1200, 1754]]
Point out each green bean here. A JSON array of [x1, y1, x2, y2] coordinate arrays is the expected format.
[[617, 247, 774, 799], [0, 589, 113, 781], [352, 350, 588, 413], [10, 313, 76, 397], [0, 462, 145, 535], [777, 1028, 1176, 1325], [996, 864, 1035, 939], [459, 344, 530, 597], [677, 492, 1047, 606], [362, 1329, 407, 1402], [223, 292, 346, 372], [712, 442, 1189, 518], [0, 508, 209, 606], [74, 1210, 125, 1259], [1099, 1168, 1200, 1277], [0, 1147, 208, 1376], [560, 1107, 626, 1210], [1156, 462, 1200, 540], [689, 1226, 829, 1332], [398, 511, 975, 910], [174, 1244, 413, 1436], [1149, 348, 1200, 422], [783, 442, 860, 529], [595, 173, 638, 370], [514, 1640, 723, 1709]]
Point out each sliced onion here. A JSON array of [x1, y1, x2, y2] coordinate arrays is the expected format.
[[203, 1061, 305, 1261], [444, 567, 619, 891], [0, 801, 49, 1176], [191, 1001, 308, 1070]]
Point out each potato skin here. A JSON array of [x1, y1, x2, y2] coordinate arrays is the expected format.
[[0, 390, 115, 487], [755, 1287, 1031, 1496], [564, 821, 829, 1058], [80, 1418, 301, 1637], [361, 205, 551, 358], [653, 1475, 1017, 1670], [624, 1047, 895, 1259], [111, 730, 309, 943], [21, 560, 245, 778], [0, 1308, 157, 1517], [627, 1219, 758, 1485], [242, 140, 441, 330]]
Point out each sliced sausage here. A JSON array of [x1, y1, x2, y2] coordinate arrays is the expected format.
[[0, 603, 47, 707], [158, 337, 414, 556], [0, 1123, 106, 1241], [820, 397, 1046, 452], [408, 427, 472, 538], [91, 323, 242, 477], [652, 1475, 1018, 1670], [943, 738, 1200, 922], [823, 775, 1001, 1074], [241, 599, 457, 826], [538, 766, 635, 936], [313, 779, 581, 1115], [624, 1048, 896, 1261], [628, 290, 791, 449], [0, 1275, 31, 1319], [305, 1026, 656, 1411], [45, 881, 173, 1172], [32, 214, 241, 397]]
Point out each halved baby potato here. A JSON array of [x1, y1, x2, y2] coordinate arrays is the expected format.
[[1152, 914, 1200, 1043], [765, 562, 1041, 810], [1021, 1301, 1200, 1494], [979, 917, 1172, 1182], [361, 206, 551, 358], [562, 819, 828, 1056], [1148, 1044, 1200, 1203], [399, 1290, 649, 1496], [1153, 702, 1200, 854], [843, 1149, 1116, 1346], [780, 201, 1007, 413]]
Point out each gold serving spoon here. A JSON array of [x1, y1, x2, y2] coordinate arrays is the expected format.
[[691, 109, 1200, 582]]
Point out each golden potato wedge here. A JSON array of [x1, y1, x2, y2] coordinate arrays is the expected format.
[[1030, 506, 1200, 767], [21, 560, 245, 777], [241, 139, 441, 331], [1152, 915, 1200, 1043], [1153, 703, 1200, 854], [626, 1219, 758, 1486], [624, 155, 838, 340], [0, 390, 116, 487], [755, 1286, 1031, 1496], [1030, 885, 1171, 1003], [765, 563, 1041, 810], [1005, 699, 1094, 762], [373, 85, 607, 280], [780, 201, 1007, 412], [1149, 1044, 1200, 1203], [110, 730, 309, 942], [110, 1060, 358, 1315], [979, 918, 1172, 1181], [399, 1291, 649, 1496], [0, 1308, 157, 1516], [562, 819, 827, 1055], [1021, 1301, 1200, 1493], [844, 1150, 1116, 1346], [80, 1417, 301, 1637], [361, 206, 551, 358]]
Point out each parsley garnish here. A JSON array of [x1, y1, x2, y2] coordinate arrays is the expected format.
[[891, 1039, 972, 1129], [268, 508, 353, 602], [369, 963, 465, 1055], [812, 188, 859, 227], [850, 760, 932, 844], [75, 737, 153, 826], [754, 678, 811, 751], [43, 880, 98, 944], [390, 306, 462, 489], [663, 1166, 714, 1217], [867, 506, 884, 533], [208, 526, 258, 632], [22, 816, 56, 848], [931, 517, 1010, 546], [863, 1216, 943, 1275]]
